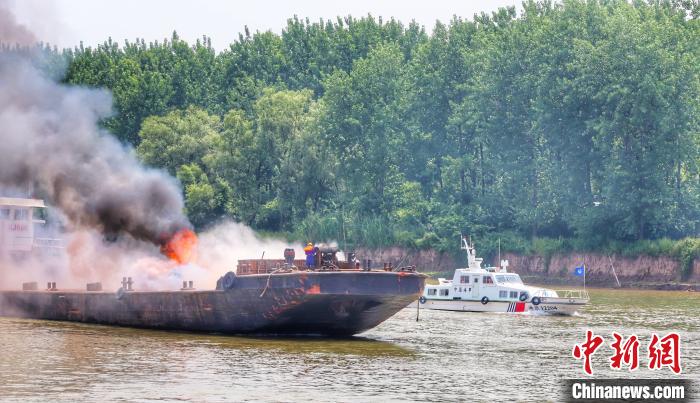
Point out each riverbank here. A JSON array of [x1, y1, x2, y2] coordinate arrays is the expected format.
[[356, 247, 700, 291]]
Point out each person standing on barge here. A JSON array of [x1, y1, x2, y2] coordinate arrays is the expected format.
[[304, 242, 315, 268]]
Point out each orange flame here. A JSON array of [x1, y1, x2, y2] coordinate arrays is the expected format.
[[160, 228, 198, 264]]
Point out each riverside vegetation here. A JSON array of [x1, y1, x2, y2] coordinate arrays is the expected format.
[[3, 1, 700, 273]]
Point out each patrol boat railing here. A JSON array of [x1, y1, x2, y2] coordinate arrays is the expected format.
[[552, 289, 590, 301]]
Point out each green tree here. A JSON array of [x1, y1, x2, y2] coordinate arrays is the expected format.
[[137, 107, 221, 175], [321, 43, 410, 216], [43, 1, 700, 251], [177, 163, 230, 228]]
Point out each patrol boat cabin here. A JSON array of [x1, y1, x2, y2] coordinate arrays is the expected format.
[[0, 197, 61, 259], [419, 237, 588, 315]]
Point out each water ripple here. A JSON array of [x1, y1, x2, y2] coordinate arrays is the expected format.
[[0, 288, 697, 402]]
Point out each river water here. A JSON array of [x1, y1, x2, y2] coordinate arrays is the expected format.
[[0, 288, 698, 402]]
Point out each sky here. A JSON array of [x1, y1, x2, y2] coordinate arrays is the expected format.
[[8, 0, 518, 52]]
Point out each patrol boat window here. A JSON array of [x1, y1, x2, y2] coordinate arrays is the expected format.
[[509, 291, 518, 299], [495, 274, 523, 284], [499, 291, 507, 298], [428, 289, 437, 296], [0, 208, 9, 219], [439, 289, 449, 296], [460, 275, 469, 284], [13, 208, 28, 220], [483, 276, 493, 284]]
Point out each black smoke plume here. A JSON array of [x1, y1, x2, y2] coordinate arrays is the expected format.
[[0, 5, 190, 245]]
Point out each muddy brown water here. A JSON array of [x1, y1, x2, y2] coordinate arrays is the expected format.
[[0, 288, 698, 402]]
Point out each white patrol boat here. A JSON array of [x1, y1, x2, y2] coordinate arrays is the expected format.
[[418, 237, 589, 315]]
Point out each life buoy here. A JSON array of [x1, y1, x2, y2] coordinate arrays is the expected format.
[[481, 296, 489, 305], [419, 296, 427, 304], [532, 296, 541, 306], [519, 292, 528, 302], [221, 271, 237, 290]]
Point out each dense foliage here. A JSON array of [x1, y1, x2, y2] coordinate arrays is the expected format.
[[20, 1, 700, 254]]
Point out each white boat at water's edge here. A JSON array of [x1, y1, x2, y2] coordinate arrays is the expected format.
[[418, 237, 589, 315]]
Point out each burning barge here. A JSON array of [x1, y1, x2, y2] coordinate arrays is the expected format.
[[0, 249, 426, 336]]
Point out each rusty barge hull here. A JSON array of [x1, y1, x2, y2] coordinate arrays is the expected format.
[[0, 271, 425, 336]]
